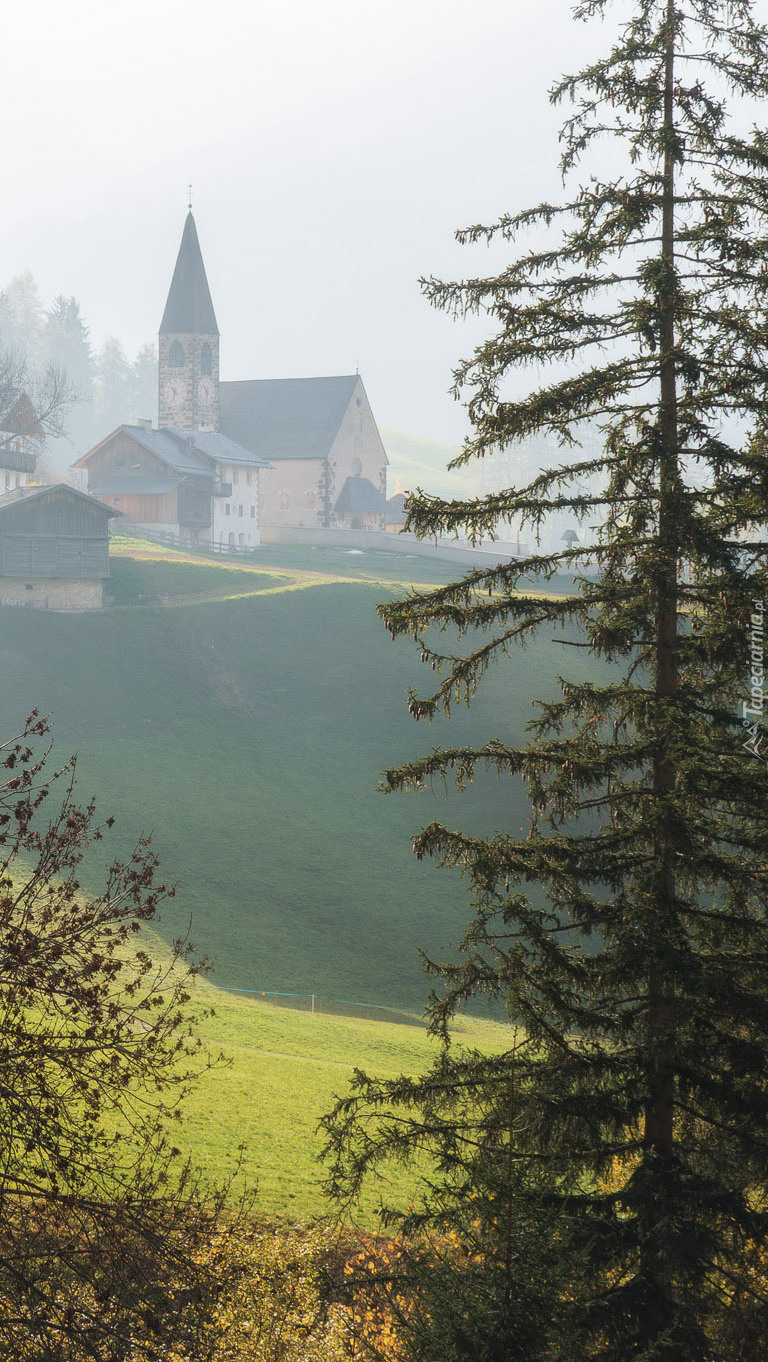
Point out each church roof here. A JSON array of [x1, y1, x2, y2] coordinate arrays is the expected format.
[[219, 375, 360, 461], [334, 475, 388, 514], [159, 212, 219, 337]]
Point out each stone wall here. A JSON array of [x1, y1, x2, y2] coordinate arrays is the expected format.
[[158, 331, 220, 431], [0, 577, 103, 611]]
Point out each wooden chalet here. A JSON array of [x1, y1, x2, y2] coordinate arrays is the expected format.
[[0, 484, 120, 610], [75, 423, 270, 549], [0, 390, 43, 490]]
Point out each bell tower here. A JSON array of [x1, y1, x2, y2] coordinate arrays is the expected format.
[[158, 211, 220, 431]]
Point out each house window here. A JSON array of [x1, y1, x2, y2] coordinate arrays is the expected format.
[[246, 470, 252, 486], [168, 340, 185, 367], [113, 497, 122, 506], [225, 504, 231, 516], [200, 342, 212, 376], [250, 505, 256, 518], [238, 504, 243, 517], [239, 533, 244, 547], [232, 468, 238, 485], [351, 458, 362, 476]]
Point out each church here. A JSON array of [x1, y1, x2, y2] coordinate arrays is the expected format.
[[76, 212, 390, 546]]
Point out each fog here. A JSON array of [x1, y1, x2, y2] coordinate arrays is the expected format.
[[3, 0, 607, 447]]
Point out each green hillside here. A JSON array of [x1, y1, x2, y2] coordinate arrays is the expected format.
[[380, 427, 474, 499], [181, 981, 509, 1218], [0, 543, 603, 1011]]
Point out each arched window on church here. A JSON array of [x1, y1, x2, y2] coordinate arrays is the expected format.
[[169, 340, 185, 368], [200, 342, 213, 376]]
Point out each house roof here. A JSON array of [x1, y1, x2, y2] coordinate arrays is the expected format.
[[159, 212, 219, 336], [0, 391, 44, 439], [219, 375, 360, 461], [386, 493, 407, 523], [0, 484, 122, 519], [334, 475, 388, 515], [76, 425, 269, 478], [123, 426, 213, 475], [163, 427, 273, 469]]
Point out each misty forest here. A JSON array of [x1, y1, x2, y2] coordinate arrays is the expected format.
[[3, 0, 768, 1358]]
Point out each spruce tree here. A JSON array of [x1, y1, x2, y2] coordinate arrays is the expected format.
[[324, 2, 768, 1355]]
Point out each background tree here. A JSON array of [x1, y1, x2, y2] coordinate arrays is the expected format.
[[0, 273, 159, 468], [0, 713, 232, 1360], [43, 295, 96, 462], [0, 271, 46, 364], [324, 1, 768, 1356], [0, 345, 74, 461], [131, 341, 159, 427]]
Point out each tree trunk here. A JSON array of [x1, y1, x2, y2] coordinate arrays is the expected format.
[[642, 0, 679, 1346]]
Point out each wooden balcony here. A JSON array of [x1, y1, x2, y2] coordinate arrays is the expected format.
[[0, 447, 37, 475]]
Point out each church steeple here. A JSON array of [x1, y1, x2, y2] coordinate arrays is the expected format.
[[158, 211, 220, 431]]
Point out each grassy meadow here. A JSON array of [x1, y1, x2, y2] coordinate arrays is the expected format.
[[0, 538, 602, 1010], [179, 979, 510, 1219]]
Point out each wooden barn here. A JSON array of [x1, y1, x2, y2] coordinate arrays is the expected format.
[[0, 484, 120, 610]]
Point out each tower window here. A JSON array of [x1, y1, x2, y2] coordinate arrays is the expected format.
[[200, 342, 213, 376], [168, 340, 185, 368]]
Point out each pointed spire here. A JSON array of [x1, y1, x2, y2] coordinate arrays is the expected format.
[[159, 211, 219, 336]]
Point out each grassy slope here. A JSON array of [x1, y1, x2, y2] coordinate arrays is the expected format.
[[0, 542, 603, 1011], [182, 982, 509, 1219], [379, 427, 472, 499]]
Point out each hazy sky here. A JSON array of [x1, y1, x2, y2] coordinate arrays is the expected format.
[[4, 0, 607, 445]]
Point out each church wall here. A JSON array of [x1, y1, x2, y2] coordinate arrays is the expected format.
[[327, 380, 388, 518], [259, 458, 327, 529], [257, 383, 388, 530]]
